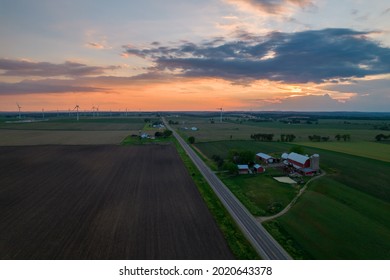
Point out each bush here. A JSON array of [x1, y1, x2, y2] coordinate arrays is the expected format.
[[188, 136, 195, 144], [223, 162, 238, 175], [289, 146, 305, 155], [162, 129, 173, 137]]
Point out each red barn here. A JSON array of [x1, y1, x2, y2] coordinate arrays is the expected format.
[[287, 152, 310, 169], [253, 164, 265, 173], [299, 168, 316, 176]]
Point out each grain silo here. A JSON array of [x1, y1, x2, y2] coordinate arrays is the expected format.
[[310, 154, 320, 170]]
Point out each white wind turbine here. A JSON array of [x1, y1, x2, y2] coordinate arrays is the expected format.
[[73, 105, 80, 121], [16, 103, 22, 119], [216, 107, 223, 123]]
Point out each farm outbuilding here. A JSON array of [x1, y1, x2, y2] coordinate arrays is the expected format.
[[256, 153, 274, 164], [237, 164, 249, 174], [281, 153, 289, 160], [299, 168, 316, 176], [253, 164, 265, 173], [286, 152, 311, 169]]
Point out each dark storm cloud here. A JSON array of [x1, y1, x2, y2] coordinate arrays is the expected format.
[[0, 59, 118, 77], [123, 28, 390, 84], [0, 79, 104, 95]]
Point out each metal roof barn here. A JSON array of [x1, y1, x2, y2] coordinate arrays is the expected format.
[[287, 152, 311, 169], [256, 153, 274, 163]]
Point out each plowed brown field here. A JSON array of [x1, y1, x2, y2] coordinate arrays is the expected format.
[[0, 144, 233, 259]]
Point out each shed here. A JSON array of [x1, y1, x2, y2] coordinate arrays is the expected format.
[[237, 164, 249, 174], [281, 153, 289, 160], [253, 164, 265, 173], [299, 168, 316, 176], [256, 153, 274, 164]]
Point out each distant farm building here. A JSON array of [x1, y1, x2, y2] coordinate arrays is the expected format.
[[256, 153, 275, 164], [237, 164, 249, 174], [253, 164, 265, 173]]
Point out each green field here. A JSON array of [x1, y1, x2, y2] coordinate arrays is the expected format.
[[172, 116, 387, 142], [301, 141, 390, 162], [267, 177, 390, 259], [194, 139, 390, 259]]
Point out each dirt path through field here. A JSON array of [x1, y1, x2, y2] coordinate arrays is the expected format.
[[256, 171, 327, 223]]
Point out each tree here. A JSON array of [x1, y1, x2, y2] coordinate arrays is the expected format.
[[375, 134, 389, 141], [162, 129, 173, 138], [188, 136, 195, 144], [289, 146, 305, 155], [239, 150, 255, 163], [342, 134, 351, 141], [286, 134, 296, 142], [250, 133, 274, 141], [223, 162, 238, 175], [335, 134, 341, 141], [211, 155, 224, 169], [227, 149, 254, 164]]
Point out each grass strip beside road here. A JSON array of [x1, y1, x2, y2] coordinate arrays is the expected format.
[[171, 137, 260, 259]]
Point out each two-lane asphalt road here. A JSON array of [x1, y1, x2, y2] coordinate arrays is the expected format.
[[163, 118, 292, 260]]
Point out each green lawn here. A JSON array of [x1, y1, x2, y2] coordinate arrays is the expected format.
[[221, 174, 298, 216]]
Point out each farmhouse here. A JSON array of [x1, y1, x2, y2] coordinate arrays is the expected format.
[[256, 153, 274, 164], [237, 164, 249, 174], [253, 164, 265, 173]]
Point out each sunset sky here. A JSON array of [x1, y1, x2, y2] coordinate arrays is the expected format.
[[0, 0, 389, 112]]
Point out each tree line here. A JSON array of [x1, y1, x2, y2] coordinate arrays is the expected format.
[[375, 134, 390, 141], [250, 133, 296, 142], [308, 134, 351, 142]]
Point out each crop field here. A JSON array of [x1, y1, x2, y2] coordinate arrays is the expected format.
[[0, 129, 131, 145], [268, 177, 390, 259], [0, 117, 146, 131], [300, 141, 390, 162], [194, 140, 390, 259], [171, 116, 386, 142], [0, 144, 233, 259], [0, 117, 148, 145]]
